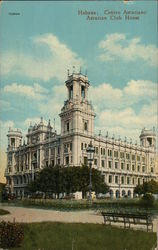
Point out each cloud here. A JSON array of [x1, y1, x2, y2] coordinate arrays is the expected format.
[[3, 82, 48, 100], [124, 80, 157, 98], [0, 100, 11, 111], [38, 85, 66, 132], [1, 33, 85, 82], [95, 104, 157, 143], [89, 79, 156, 110], [99, 33, 158, 67], [89, 79, 157, 141], [0, 120, 15, 149], [23, 117, 48, 128]]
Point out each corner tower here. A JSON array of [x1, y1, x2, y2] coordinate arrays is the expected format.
[[139, 128, 156, 149], [59, 72, 95, 137]]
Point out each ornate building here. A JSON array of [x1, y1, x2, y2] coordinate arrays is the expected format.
[[5, 72, 157, 198]]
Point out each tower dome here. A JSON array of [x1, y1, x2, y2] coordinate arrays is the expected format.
[[139, 128, 156, 148]]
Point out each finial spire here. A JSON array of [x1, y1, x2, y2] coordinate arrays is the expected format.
[[48, 119, 51, 127], [40, 117, 43, 124]]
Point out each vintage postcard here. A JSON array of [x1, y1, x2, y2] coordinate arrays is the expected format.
[[0, 0, 157, 249]]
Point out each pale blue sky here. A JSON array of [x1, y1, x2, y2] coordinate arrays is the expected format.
[[0, 1, 157, 148]]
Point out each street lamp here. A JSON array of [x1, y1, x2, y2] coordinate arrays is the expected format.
[[86, 141, 95, 201]]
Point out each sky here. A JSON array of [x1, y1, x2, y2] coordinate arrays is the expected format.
[[0, 1, 157, 182]]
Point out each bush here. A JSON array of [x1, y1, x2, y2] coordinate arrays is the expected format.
[[141, 193, 155, 207], [0, 221, 24, 248]]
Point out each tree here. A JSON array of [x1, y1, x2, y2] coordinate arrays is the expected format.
[[134, 180, 158, 196], [0, 183, 6, 202], [28, 165, 109, 198], [134, 184, 143, 196]]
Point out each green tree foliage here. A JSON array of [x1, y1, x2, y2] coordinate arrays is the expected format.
[[134, 180, 158, 195], [28, 165, 109, 197], [0, 183, 6, 202], [140, 193, 155, 207]]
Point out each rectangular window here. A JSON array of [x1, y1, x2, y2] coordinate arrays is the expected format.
[[108, 161, 112, 168], [127, 164, 130, 171], [115, 176, 118, 184], [120, 152, 124, 159], [84, 157, 87, 165], [101, 160, 104, 167], [94, 159, 98, 165], [127, 177, 130, 185], [84, 122, 88, 131], [137, 155, 140, 161], [126, 153, 130, 160], [101, 148, 103, 155], [137, 165, 140, 172], [95, 147, 98, 154], [121, 176, 124, 184], [51, 160, 54, 167], [70, 143, 72, 151], [69, 86, 73, 99], [108, 149, 112, 157], [115, 162, 118, 169], [121, 162, 124, 170], [132, 165, 135, 171], [81, 143, 83, 150], [81, 85, 85, 98], [142, 166, 145, 172], [67, 122, 69, 132], [11, 138, 15, 146], [132, 155, 135, 161], [109, 175, 112, 183], [66, 156, 69, 165], [114, 151, 118, 158], [64, 144, 68, 153], [103, 148, 105, 155]]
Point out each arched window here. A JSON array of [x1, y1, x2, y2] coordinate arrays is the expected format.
[[116, 190, 120, 198]]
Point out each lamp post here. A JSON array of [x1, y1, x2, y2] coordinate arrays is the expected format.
[[86, 141, 95, 201]]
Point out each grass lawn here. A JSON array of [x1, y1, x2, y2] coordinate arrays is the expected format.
[[0, 208, 10, 215], [13, 222, 157, 250]]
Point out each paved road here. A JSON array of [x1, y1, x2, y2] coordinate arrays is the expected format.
[[0, 206, 158, 247]]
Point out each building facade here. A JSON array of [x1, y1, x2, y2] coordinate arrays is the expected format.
[[5, 72, 157, 198]]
